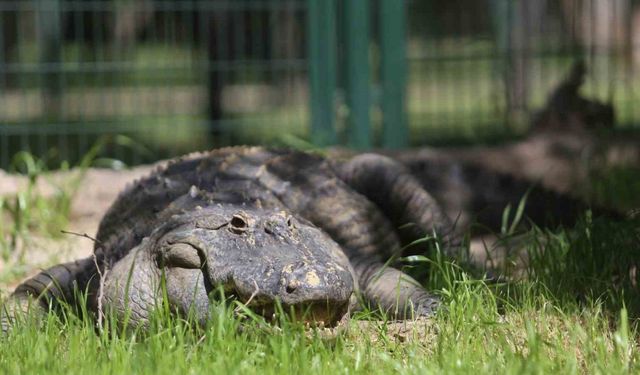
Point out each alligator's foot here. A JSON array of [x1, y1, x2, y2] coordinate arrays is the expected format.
[[354, 259, 442, 321], [1, 296, 48, 334], [407, 295, 440, 319]]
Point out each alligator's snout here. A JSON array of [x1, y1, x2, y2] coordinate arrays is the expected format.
[[230, 261, 353, 326], [280, 262, 352, 325], [281, 262, 325, 300]]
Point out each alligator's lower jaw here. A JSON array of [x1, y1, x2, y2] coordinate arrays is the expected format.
[[249, 300, 350, 328]]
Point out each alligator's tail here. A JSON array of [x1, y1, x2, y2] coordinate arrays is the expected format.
[[401, 155, 624, 235], [461, 164, 623, 233], [2, 257, 97, 332]]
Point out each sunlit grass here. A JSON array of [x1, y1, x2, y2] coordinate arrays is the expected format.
[[1, 212, 639, 374]]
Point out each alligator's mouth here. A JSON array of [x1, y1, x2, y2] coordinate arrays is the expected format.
[[227, 293, 350, 328], [252, 300, 349, 327], [199, 269, 353, 327], [201, 268, 352, 327]]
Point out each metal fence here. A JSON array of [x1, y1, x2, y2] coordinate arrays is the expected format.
[[0, 0, 639, 169], [406, 0, 640, 143]]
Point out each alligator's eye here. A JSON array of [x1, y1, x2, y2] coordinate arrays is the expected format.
[[287, 216, 295, 228], [230, 214, 249, 234], [160, 243, 202, 269]]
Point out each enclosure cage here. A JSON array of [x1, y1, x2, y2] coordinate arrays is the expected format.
[[0, 0, 638, 169]]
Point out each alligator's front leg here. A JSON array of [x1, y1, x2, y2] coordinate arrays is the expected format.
[[1, 257, 97, 332]]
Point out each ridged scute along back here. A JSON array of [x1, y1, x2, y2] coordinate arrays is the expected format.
[[93, 146, 276, 263]]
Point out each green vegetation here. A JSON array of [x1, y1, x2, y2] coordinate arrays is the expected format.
[[589, 165, 640, 211], [1, 287, 637, 374], [1, 212, 639, 373]]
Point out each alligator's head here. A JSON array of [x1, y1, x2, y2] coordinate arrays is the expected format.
[[102, 201, 356, 328]]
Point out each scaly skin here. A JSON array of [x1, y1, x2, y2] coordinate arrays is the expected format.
[[3, 147, 450, 330]]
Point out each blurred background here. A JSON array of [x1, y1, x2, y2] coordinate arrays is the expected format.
[[0, 0, 638, 169]]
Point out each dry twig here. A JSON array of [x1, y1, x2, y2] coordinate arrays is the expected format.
[[61, 229, 108, 330]]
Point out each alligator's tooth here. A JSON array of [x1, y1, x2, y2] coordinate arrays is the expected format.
[[189, 185, 199, 198]]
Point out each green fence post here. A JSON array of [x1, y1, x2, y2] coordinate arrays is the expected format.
[[343, 0, 371, 149], [380, 0, 408, 148], [308, 0, 337, 146]]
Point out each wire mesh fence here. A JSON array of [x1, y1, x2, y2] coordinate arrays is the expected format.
[[0, 0, 639, 169], [0, 0, 309, 168]]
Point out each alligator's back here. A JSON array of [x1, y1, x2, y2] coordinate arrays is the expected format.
[[95, 147, 295, 263]]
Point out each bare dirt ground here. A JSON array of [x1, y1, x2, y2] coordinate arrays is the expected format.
[[0, 166, 152, 291]]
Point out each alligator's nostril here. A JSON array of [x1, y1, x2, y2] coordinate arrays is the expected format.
[[285, 284, 297, 294]]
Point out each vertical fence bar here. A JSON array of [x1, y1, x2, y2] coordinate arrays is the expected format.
[[380, 0, 407, 148], [308, 0, 337, 145], [343, 0, 371, 149]]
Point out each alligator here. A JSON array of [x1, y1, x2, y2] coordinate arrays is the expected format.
[[0, 59, 627, 331], [2, 147, 464, 331]]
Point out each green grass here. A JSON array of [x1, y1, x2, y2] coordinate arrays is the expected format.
[[1, 214, 639, 374], [588, 165, 640, 211], [1, 295, 636, 374]]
